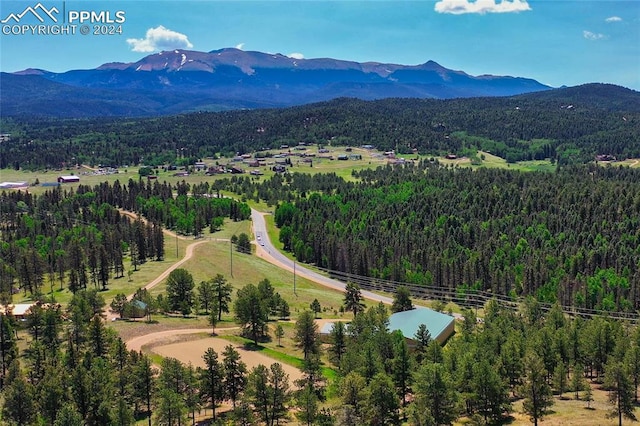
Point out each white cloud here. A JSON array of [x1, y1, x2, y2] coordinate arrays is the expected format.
[[288, 52, 304, 59], [583, 30, 606, 40], [126, 25, 193, 53], [236, 43, 245, 50], [605, 16, 622, 23], [434, 0, 531, 15]]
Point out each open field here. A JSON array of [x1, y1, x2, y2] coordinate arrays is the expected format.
[[0, 145, 386, 194], [600, 158, 640, 168], [438, 150, 557, 172], [142, 236, 356, 317], [505, 386, 637, 426], [0, 146, 560, 198]]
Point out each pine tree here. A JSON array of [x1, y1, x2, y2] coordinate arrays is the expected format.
[[208, 305, 218, 335], [234, 283, 269, 345], [2, 362, 37, 424], [42, 305, 63, 352], [183, 363, 200, 425], [553, 359, 568, 397], [294, 310, 320, 361], [625, 344, 640, 403], [38, 365, 66, 425], [223, 345, 247, 409], [197, 279, 215, 314], [248, 364, 271, 424], [213, 274, 233, 321], [604, 359, 637, 426], [391, 286, 413, 313], [110, 293, 129, 319], [520, 353, 553, 426], [268, 363, 291, 426], [413, 362, 458, 426], [584, 384, 594, 409], [275, 324, 285, 346], [392, 333, 412, 407], [0, 314, 17, 387], [363, 373, 400, 425], [133, 353, 155, 426], [295, 355, 326, 426], [296, 382, 319, 426], [88, 314, 108, 357], [165, 268, 195, 313], [53, 403, 83, 426], [155, 388, 187, 426], [113, 396, 135, 426], [199, 347, 224, 421], [473, 359, 511, 423], [329, 321, 347, 367], [343, 282, 365, 317], [570, 363, 586, 400], [98, 245, 110, 291], [310, 299, 322, 318], [340, 371, 366, 418]]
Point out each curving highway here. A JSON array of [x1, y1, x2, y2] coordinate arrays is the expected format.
[[251, 208, 394, 305]]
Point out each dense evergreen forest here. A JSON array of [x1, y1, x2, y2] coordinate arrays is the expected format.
[[1, 84, 638, 170], [206, 162, 640, 313], [0, 179, 250, 302], [2, 283, 640, 426]]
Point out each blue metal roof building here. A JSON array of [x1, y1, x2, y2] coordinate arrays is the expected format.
[[388, 307, 455, 344]]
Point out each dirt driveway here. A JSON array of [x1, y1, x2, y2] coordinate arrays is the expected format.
[[126, 328, 304, 383]]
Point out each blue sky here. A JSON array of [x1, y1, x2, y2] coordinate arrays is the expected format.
[[1, 0, 638, 90]]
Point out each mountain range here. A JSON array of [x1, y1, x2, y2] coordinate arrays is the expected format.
[[3, 47, 553, 117]]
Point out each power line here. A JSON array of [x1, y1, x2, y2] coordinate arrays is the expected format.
[[304, 264, 639, 322]]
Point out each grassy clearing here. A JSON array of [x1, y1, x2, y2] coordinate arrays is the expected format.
[[499, 383, 637, 426], [1, 145, 560, 203], [0, 146, 385, 195], [144, 237, 349, 317], [217, 334, 305, 369], [12, 221, 243, 310], [216, 332, 338, 381], [108, 314, 224, 342], [437, 151, 557, 172], [11, 236, 189, 307], [602, 158, 640, 168]]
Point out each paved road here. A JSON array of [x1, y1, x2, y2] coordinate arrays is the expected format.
[[251, 209, 394, 305]]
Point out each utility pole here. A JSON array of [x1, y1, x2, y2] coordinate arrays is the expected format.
[[230, 239, 233, 278], [175, 233, 178, 259], [293, 260, 296, 295]]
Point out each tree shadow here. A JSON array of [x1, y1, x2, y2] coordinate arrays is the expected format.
[[242, 342, 265, 352]]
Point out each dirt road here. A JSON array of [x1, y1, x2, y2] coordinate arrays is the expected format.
[[106, 237, 207, 320], [125, 327, 304, 383]]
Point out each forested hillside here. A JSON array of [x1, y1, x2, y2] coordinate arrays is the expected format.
[[1, 84, 638, 169], [210, 162, 640, 312], [0, 179, 250, 301]]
